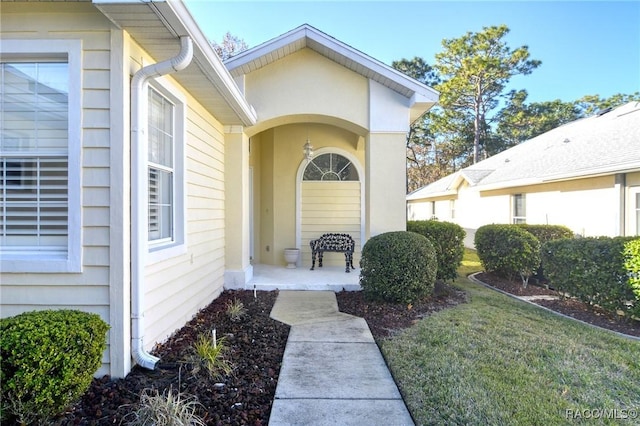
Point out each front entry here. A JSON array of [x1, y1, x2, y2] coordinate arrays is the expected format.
[[298, 150, 363, 268]]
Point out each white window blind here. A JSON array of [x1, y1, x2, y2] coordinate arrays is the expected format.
[[1, 61, 69, 252], [147, 88, 174, 243]]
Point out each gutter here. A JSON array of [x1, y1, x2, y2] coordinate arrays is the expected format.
[[131, 36, 193, 370]]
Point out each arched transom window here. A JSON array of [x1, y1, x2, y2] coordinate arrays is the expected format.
[[303, 153, 359, 181]]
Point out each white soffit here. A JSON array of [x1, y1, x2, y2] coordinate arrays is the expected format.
[[93, 0, 256, 126]]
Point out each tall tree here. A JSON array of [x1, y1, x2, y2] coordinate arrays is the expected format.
[[495, 90, 580, 149], [392, 58, 443, 192], [212, 32, 248, 60], [435, 25, 541, 163]]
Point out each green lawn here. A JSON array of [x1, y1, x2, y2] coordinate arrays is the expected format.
[[381, 249, 640, 425]]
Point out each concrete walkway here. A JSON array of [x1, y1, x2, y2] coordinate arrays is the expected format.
[[268, 291, 414, 426]]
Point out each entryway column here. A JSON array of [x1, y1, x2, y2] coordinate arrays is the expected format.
[[224, 126, 252, 288], [365, 132, 407, 237]]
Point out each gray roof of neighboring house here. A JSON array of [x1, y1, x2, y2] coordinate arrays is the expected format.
[[407, 101, 640, 200]]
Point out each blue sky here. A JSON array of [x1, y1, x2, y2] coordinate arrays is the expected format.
[[185, 1, 639, 104]]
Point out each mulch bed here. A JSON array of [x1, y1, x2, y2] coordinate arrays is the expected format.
[[51, 290, 290, 425], [39, 272, 637, 425], [475, 272, 640, 338]]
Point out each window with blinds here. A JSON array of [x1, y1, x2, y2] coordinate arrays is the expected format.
[[147, 88, 174, 244], [1, 61, 69, 252]]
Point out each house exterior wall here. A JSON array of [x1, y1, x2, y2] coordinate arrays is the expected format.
[[0, 2, 116, 376], [126, 47, 228, 359], [408, 174, 638, 241], [242, 49, 369, 131], [0, 3, 231, 377], [250, 123, 364, 267]]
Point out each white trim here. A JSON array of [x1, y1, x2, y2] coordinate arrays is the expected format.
[[225, 24, 439, 103], [295, 147, 366, 251], [0, 39, 82, 273], [145, 77, 187, 265], [629, 186, 640, 236]]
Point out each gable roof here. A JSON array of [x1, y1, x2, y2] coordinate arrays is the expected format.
[[93, 0, 256, 126], [407, 101, 640, 200], [224, 24, 439, 123]]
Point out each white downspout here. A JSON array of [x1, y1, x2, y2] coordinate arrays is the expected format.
[[131, 36, 193, 369]]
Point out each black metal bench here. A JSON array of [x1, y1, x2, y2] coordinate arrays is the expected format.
[[309, 233, 355, 273]]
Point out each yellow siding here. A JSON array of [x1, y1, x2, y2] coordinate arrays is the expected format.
[[143, 99, 227, 349], [301, 181, 361, 267], [0, 2, 113, 376]]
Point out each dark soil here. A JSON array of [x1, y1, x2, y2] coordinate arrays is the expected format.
[[476, 272, 640, 338], [52, 290, 289, 426], [47, 272, 637, 425]]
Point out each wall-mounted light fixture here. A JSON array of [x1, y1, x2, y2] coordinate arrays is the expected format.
[[303, 137, 314, 161]]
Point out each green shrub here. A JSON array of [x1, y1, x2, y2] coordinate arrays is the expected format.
[[543, 237, 639, 318], [515, 224, 574, 244], [623, 239, 640, 318], [1, 309, 109, 424], [474, 224, 541, 286], [359, 231, 437, 304], [515, 224, 574, 279], [407, 220, 466, 281]]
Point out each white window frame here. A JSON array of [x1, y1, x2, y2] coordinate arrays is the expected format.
[[145, 78, 186, 265], [1, 39, 82, 273], [629, 186, 640, 236], [512, 193, 526, 224]]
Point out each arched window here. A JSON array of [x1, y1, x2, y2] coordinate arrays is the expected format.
[[303, 153, 359, 181]]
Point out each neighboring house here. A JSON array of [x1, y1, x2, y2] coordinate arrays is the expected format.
[[0, 0, 438, 378], [407, 102, 640, 244]]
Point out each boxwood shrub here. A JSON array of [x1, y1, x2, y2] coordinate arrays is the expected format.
[[515, 224, 574, 244], [1, 309, 109, 424], [474, 224, 541, 285], [359, 231, 437, 304], [407, 220, 465, 281], [623, 238, 640, 318], [543, 237, 640, 319]]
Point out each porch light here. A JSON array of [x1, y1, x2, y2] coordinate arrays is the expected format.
[[303, 138, 314, 161]]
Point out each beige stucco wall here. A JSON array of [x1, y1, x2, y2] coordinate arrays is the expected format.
[[251, 123, 364, 266], [242, 49, 369, 133]]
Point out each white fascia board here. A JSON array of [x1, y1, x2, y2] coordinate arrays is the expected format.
[[93, 0, 257, 126], [542, 163, 640, 183], [154, 1, 257, 125], [226, 24, 439, 105], [477, 178, 543, 192], [407, 189, 457, 201]]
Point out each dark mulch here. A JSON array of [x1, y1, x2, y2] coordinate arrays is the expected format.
[[336, 280, 469, 339], [51, 290, 289, 426], [475, 272, 640, 338], [41, 272, 638, 425]]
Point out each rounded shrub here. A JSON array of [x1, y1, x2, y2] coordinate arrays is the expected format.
[[408, 220, 466, 281], [359, 231, 437, 304], [1, 309, 109, 424], [474, 224, 541, 284], [515, 224, 574, 244]]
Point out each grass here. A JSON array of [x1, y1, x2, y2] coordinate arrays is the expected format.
[[123, 387, 205, 426], [381, 249, 640, 425]]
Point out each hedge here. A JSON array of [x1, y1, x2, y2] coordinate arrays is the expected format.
[[1, 309, 109, 424], [407, 220, 465, 281], [542, 237, 640, 319], [515, 224, 574, 244]]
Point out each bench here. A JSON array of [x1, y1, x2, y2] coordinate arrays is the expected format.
[[309, 233, 355, 273]]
